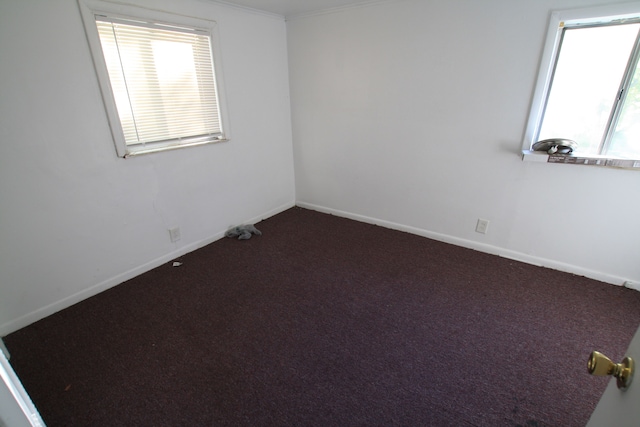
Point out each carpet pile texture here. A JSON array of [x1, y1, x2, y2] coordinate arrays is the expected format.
[[5, 207, 640, 426]]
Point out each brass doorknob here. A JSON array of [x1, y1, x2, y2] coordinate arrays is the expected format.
[[588, 351, 634, 390]]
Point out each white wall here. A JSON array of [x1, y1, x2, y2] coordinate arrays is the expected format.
[[2, 0, 639, 338], [288, 0, 640, 286], [0, 0, 295, 335]]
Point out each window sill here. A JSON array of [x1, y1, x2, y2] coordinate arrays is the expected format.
[[123, 137, 228, 158], [521, 150, 640, 170]]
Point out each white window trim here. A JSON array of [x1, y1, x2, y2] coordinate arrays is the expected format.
[[78, 0, 230, 157], [522, 2, 640, 169]]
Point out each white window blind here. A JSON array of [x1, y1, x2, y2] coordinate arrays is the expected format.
[[95, 16, 223, 150]]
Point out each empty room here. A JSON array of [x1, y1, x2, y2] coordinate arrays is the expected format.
[[1, 0, 640, 425]]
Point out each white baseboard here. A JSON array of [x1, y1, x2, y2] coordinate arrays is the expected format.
[[295, 201, 630, 288], [2, 199, 630, 336], [0, 201, 295, 337]]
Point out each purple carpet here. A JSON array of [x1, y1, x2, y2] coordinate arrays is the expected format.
[[5, 207, 640, 426]]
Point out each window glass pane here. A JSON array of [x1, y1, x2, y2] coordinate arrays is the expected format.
[[96, 20, 222, 146], [608, 55, 640, 158], [537, 24, 639, 155], [97, 25, 138, 143]]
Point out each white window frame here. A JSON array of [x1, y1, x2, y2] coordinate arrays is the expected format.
[[522, 2, 640, 168], [78, 0, 230, 157]]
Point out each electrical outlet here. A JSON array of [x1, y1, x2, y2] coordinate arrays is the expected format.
[[169, 227, 181, 242], [475, 219, 489, 234]]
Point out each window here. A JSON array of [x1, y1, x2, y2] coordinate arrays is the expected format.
[[524, 3, 640, 167], [79, 1, 228, 157]]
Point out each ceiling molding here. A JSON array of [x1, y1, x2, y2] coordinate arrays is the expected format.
[[200, 0, 286, 20], [202, 0, 403, 21], [285, 0, 400, 20]]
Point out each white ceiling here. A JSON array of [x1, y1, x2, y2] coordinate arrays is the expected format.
[[216, 0, 380, 18]]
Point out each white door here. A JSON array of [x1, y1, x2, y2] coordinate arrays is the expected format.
[[0, 347, 45, 427], [587, 324, 640, 427]]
